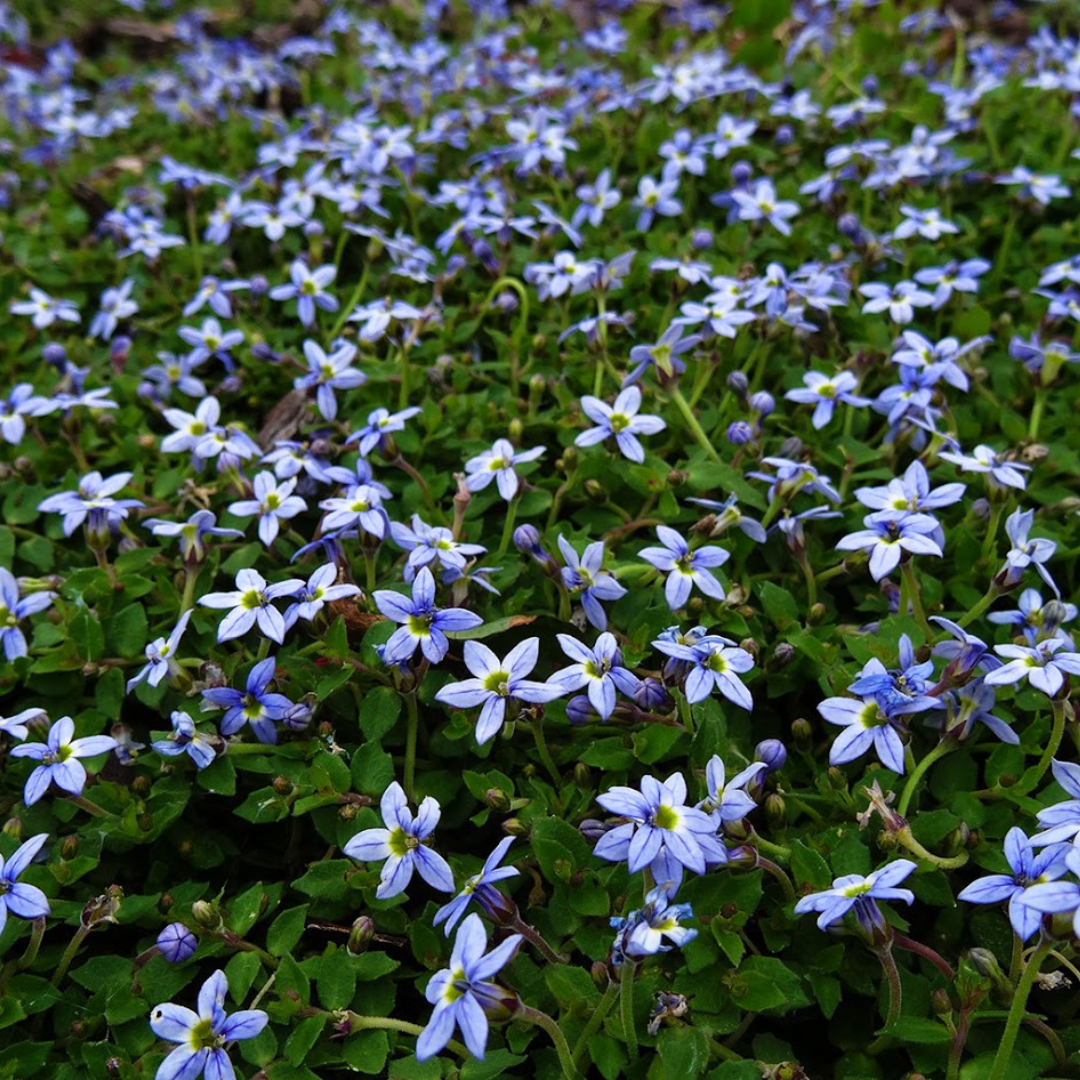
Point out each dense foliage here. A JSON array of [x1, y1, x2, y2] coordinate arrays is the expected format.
[[4, 1, 1080, 1078]]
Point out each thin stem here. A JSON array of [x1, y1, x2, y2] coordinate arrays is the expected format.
[[398, 344, 412, 411], [798, 553, 817, 609], [892, 931, 955, 980], [1028, 386, 1048, 442], [518, 1006, 578, 1079], [619, 961, 638, 1058], [668, 385, 719, 461], [508, 914, 566, 965], [879, 944, 903, 1028], [956, 584, 1002, 630], [17, 916, 46, 971], [531, 716, 562, 789], [344, 1012, 469, 1059], [180, 569, 198, 615], [571, 978, 619, 1067], [747, 829, 790, 862], [898, 740, 953, 819], [900, 562, 933, 640], [898, 828, 969, 870], [1011, 697, 1066, 798], [403, 692, 420, 803], [51, 925, 91, 987], [980, 503, 1004, 565], [988, 938, 1052, 1080], [328, 264, 369, 340], [755, 857, 795, 902], [497, 496, 520, 560]]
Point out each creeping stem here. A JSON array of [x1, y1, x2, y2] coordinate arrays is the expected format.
[[988, 937, 1053, 1080], [517, 1006, 579, 1079], [1011, 696, 1067, 798], [620, 960, 639, 1058], [897, 740, 953, 819], [403, 691, 420, 803], [571, 978, 620, 1068]]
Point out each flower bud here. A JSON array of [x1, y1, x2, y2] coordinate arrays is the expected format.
[[807, 602, 826, 626], [513, 524, 545, 556], [726, 370, 749, 396], [501, 818, 529, 837], [775, 123, 794, 147], [792, 717, 813, 750], [731, 160, 753, 185], [769, 642, 796, 669], [578, 818, 611, 843], [43, 342, 67, 369], [348, 916, 376, 955], [931, 989, 952, 1017], [249, 274, 269, 297], [3, 817, 23, 840], [591, 961, 611, 989], [566, 695, 597, 725], [635, 677, 674, 713], [748, 390, 774, 417], [61, 836, 79, 860], [192, 900, 222, 932], [827, 766, 847, 790], [755, 739, 787, 774], [157, 923, 198, 964], [765, 794, 787, 831], [572, 762, 591, 789], [726, 421, 755, 445], [584, 478, 606, 503], [485, 788, 512, 812]]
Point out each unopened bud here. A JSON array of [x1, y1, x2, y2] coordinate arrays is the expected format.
[[591, 961, 610, 989], [192, 901, 221, 931], [931, 989, 952, 1017], [61, 836, 79, 860], [501, 818, 529, 837], [584, 479, 606, 503], [792, 717, 813, 750], [485, 788, 512, 812], [348, 916, 376, 955], [573, 762, 591, 789], [770, 642, 796, 669], [807, 602, 826, 626], [764, 794, 787, 831]]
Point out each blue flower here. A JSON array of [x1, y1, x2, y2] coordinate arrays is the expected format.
[[417, 913, 522, 1061], [550, 632, 639, 721], [294, 340, 366, 421], [594, 772, 727, 886], [557, 536, 626, 631], [157, 923, 198, 964], [434, 638, 564, 744], [269, 261, 338, 326], [0, 568, 56, 661], [1017, 847, 1080, 938], [0, 833, 50, 937], [283, 563, 362, 630], [127, 611, 193, 693], [818, 696, 906, 774], [149, 969, 268, 1080], [1033, 760, 1080, 846], [794, 860, 917, 930], [835, 512, 943, 581], [652, 634, 755, 709], [227, 471, 308, 549], [201, 657, 293, 744], [198, 568, 304, 645], [574, 387, 666, 464], [318, 484, 391, 539], [11, 717, 118, 805], [374, 567, 483, 666], [638, 526, 730, 610], [785, 370, 871, 428], [37, 471, 143, 539], [343, 781, 454, 900], [958, 828, 1069, 940], [984, 638, 1080, 698], [463, 439, 545, 501], [144, 510, 243, 564], [697, 755, 766, 826], [610, 883, 697, 966], [433, 836, 520, 936], [152, 712, 218, 770]]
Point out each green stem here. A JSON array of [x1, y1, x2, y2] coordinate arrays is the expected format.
[[899, 562, 933, 640], [1028, 386, 1048, 442], [880, 944, 902, 1028], [518, 1006, 578, 1079], [403, 692, 420, 803], [981, 502, 1004, 565], [755, 857, 795, 902], [1011, 697, 1066, 798], [898, 828, 969, 869], [497, 496, 521, 559], [180, 569, 198, 615], [668, 386, 719, 461], [51, 925, 91, 987], [571, 979, 619, 1067], [956, 585, 1002, 630], [988, 938, 1052, 1080], [898, 740, 953, 818], [344, 1012, 469, 1058], [398, 344, 412, 410], [531, 716, 562, 789], [17, 916, 46, 972], [619, 961, 638, 1058], [328, 264, 369, 340], [748, 829, 790, 862]]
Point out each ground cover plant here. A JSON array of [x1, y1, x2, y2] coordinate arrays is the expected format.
[[6, 0, 1080, 1077]]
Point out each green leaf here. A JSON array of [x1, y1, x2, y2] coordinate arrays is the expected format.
[[358, 686, 402, 741], [588, 1035, 626, 1080], [757, 581, 801, 630], [105, 603, 148, 656], [267, 905, 309, 956], [317, 945, 357, 1010], [882, 1017, 952, 1044], [351, 743, 395, 796], [285, 1014, 327, 1066], [225, 951, 263, 1003], [342, 1030, 390, 1074], [276, 952, 310, 1006], [531, 816, 592, 881], [659, 1027, 710, 1079], [726, 956, 809, 1014], [70, 609, 104, 662]]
